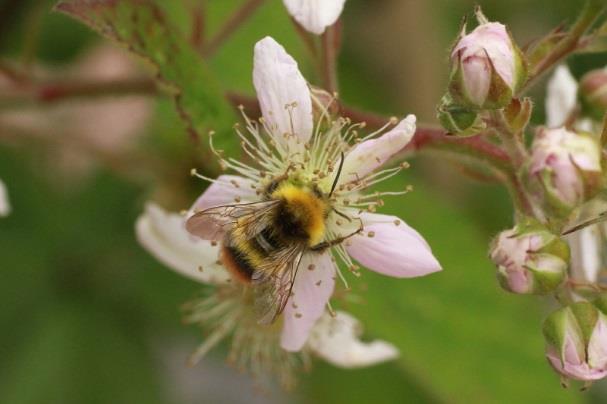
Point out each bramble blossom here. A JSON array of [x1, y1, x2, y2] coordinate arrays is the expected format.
[[185, 36, 441, 354], [136, 203, 399, 387]]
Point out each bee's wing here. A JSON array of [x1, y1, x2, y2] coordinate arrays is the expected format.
[[252, 245, 306, 325], [186, 200, 279, 241]]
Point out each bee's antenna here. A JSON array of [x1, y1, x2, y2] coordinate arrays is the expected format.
[[329, 152, 345, 197]]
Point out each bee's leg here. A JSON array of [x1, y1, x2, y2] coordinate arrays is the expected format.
[[310, 223, 364, 252]]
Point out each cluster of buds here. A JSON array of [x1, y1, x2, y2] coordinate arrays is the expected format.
[[437, 8, 527, 136], [543, 300, 607, 383], [525, 127, 603, 218], [490, 220, 569, 295]]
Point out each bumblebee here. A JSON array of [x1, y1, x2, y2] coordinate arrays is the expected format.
[[187, 157, 361, 325]]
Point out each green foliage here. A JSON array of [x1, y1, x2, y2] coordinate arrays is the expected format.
[[56, 0, 238, 161]]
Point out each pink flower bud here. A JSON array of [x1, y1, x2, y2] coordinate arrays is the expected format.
[[449, 21, 526, 109], [579, 68, 607, 121], [527, 127, 602, 215], [543, 302, 607, 382], [490, 221, 569, 294]]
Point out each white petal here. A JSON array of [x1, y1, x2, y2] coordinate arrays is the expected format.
[[253, 37, 313, 151], [546, 65, 578, 128], [281, 252, 336, 352], [340, 115, 416, 184], [0, 178, 10, 217], [135, 202, 229, 285], [307, 311, 399, 368], [566, 226, 601, 283], [190, 175, 257, 213], [283, 0, 346, 35], [346, 212, 442, 278]]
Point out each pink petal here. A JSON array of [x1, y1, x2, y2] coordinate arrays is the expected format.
[[190, 175, 256, 213], [340, 115, 415, 184], [253, 37, 313, 150], [280, 252, 336, 351], [345, 213, 441, 278]]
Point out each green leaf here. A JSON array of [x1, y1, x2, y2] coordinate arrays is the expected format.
[[0, 304, 164, 404], [55, 0, 238, 161]]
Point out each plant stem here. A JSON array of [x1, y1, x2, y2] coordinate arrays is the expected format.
[[190, 2, 206, 50], [321, 22, 341, 93], [202, 0, 265, 58], [0, 77, 157, 108], [525, 0, 605, 88]]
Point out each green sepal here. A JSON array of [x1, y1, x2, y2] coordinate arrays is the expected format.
[[437, 94, 485, 136]]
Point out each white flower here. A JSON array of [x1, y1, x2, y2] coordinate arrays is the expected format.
[[546, 65, 578, 128], [0, 178, 10, 217], [186, 36, 441, 352], [135, 202, 399, 370], [564, 199, 607, 284], [282, 0, 346, 35], [545, 65, 597, 132]]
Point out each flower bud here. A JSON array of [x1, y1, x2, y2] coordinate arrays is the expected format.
[[436, 94, 485, 136], [490, 220, 569, 295], [543, 302, 607, 382], [449, 19, 526, 110], [579, 68, 607, 121], [527, 127, 602, 216]]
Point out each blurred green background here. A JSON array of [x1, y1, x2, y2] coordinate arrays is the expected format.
[[0, 0, 606, 403]]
